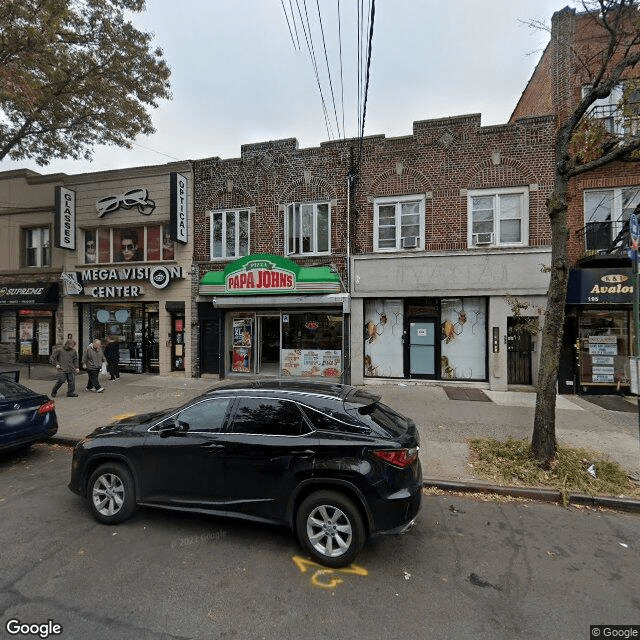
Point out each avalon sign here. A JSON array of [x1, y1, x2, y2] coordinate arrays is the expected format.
[[567, 268, 634, 304]]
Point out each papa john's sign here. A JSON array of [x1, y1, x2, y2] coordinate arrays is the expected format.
[[226, 258, 295, 292], [199, 254, 342, 296]]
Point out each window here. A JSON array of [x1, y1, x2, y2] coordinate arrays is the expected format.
[[468, 188, 528, 247], [209, 209, 250, 260], [584, 187, 640, 252], [583, 82, 640, 135], [374, 195, 424, 251], [231, 397, 309, 436], [24, 227, 50, 267], [286, 202, 330, 255], [173, 398, 232, 432], [81, 225, 173, 264]]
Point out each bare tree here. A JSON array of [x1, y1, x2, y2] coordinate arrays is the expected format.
[[0, 0, 171, 166], [532, 0, 640, 466]]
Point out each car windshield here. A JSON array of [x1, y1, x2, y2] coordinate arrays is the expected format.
[[347, 401, 411, 437], [0, 379, 35, 399]]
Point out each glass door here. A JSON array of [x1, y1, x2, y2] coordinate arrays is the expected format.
[[257, 316, 280, 376], [405, 319, 437, 378], [145, 309, 159, 373]]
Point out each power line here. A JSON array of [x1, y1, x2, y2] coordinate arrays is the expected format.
[[316, 0, 342, 140], [281, 0, 298, 50]]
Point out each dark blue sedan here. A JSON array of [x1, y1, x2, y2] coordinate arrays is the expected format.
[[0, 377, 58, 452]]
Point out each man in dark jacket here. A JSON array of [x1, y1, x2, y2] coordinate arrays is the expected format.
[[104, 335, 120, 380], [82, 339, 106, 393], [51, 339, 80, 397]]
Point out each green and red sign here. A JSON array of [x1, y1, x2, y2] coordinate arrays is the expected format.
[[199, 254, 341, 296]]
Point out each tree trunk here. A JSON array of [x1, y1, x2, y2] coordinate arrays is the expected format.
[[532, 171, 570, 467]]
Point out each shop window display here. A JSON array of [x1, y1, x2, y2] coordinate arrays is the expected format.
[[82, 225, 174, 264], [281, 313, 342, 378]]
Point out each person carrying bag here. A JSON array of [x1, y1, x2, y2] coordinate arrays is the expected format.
[[82, 339, 106, 393]]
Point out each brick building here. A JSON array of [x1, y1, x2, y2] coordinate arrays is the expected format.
[[193, 112, 555, 389], [511, 5, 640, 393]]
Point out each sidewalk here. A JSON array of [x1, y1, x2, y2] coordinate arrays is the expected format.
[[14, 364, 640, 511]]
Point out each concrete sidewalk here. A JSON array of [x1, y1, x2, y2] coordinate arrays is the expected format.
[[13, 364, 640, 510]]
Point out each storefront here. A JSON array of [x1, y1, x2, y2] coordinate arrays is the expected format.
[[350, 249, 551, 389], [560, 263, 634, 394], [0, 282, 59, 363], [198, 254, 347, 379], [56, 164, 193, 375], [363, 296, 487, 380]]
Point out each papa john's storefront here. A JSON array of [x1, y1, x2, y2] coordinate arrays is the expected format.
[[197, 254, 349, 380]]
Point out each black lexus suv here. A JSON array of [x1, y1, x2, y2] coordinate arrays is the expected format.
[[69, 379, 422, 567]]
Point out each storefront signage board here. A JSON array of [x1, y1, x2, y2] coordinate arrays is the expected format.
[[199, 254, 341, 296], [54, 186, 76, 250], [567, 268, 634, 304], [170, 173, 188, 244]]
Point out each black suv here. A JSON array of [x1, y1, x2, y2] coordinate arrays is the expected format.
[[69, 379, 422, 567]]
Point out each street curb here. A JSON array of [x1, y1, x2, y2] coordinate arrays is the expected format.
[[422, 478, 640, 513]]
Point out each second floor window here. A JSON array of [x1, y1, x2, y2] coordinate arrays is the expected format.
[[583, 82, 640, 135], [584, 187, 640, 253], [82, 225, 173, 264], [374, 195, 425, 251], [468, 188, 528, 248], [209, 209, 250, 260], [286, 202, 330, 255], [24, 227, 50, 267]]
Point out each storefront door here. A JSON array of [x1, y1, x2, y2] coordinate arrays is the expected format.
[[145, 311, 160, 373], [258, 316, 280, 375], [405, 319, 437, 378]]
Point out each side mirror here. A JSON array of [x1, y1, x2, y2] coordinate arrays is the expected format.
[[157, 419, 188, 438]]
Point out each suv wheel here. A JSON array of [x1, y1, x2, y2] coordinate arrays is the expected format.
[[87, 462, 136, 524], [296, 490, 365, 568]]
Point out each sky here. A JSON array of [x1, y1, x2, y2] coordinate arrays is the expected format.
[[0, 0, 576, 177]]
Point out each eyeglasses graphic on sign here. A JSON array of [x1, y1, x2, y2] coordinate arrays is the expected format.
[[96, 188, 156, 217]]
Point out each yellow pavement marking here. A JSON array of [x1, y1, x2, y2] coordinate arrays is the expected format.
[[292, 555, 368, 589]]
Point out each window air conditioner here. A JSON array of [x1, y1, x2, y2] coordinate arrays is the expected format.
[[473, 232, 494, 245], [401, 236, 419, 249]]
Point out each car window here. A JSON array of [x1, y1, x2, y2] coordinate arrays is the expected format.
[[174, 397, 232, 432], [301, 405, 370, 434], [0, 379, 33, 398], [348, 401, 410, 437], [231, 397, 309, 436]]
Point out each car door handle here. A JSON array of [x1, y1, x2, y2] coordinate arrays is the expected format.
[[295, 449, 315, 455], [201, 443, 224, 451]]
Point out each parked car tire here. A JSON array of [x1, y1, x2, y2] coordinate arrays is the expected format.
[[87, 462, 136, 524], [296, 490, 365, 568]]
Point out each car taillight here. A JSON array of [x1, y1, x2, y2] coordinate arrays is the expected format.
[[38, 400, 55, 415], [373, 447, 418, 468]]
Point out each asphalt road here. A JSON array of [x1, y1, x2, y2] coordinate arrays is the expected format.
[[1, 444, 638, 640]]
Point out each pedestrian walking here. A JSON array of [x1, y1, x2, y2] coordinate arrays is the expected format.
[[82, 338, 106, 393], [104, 335, 120, 380], [50, 339, 80, 397]]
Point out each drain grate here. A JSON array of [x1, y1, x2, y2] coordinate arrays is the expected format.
[[443, 387, 491, 402]]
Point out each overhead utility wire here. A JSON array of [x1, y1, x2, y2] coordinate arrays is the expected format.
[[316, 0, 342, 140], [295, 0, 335, 140], [281, 0, 298, 50], [357, 0, 375, 169], [336, 0, 346, 144]]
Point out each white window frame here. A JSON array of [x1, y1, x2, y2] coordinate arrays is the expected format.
[[285, 202, 331, 256], [582, 82, 640, 135], [583, 186, 640, 252], [373, 194, 425, 252], [467, 187, 529, 248], [208, 209, 251, 260], [24, 226, 51, 267]]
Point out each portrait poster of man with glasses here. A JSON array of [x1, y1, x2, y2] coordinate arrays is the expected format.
[[115, 228, 144, 262], [85, 231, 97, 263]]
